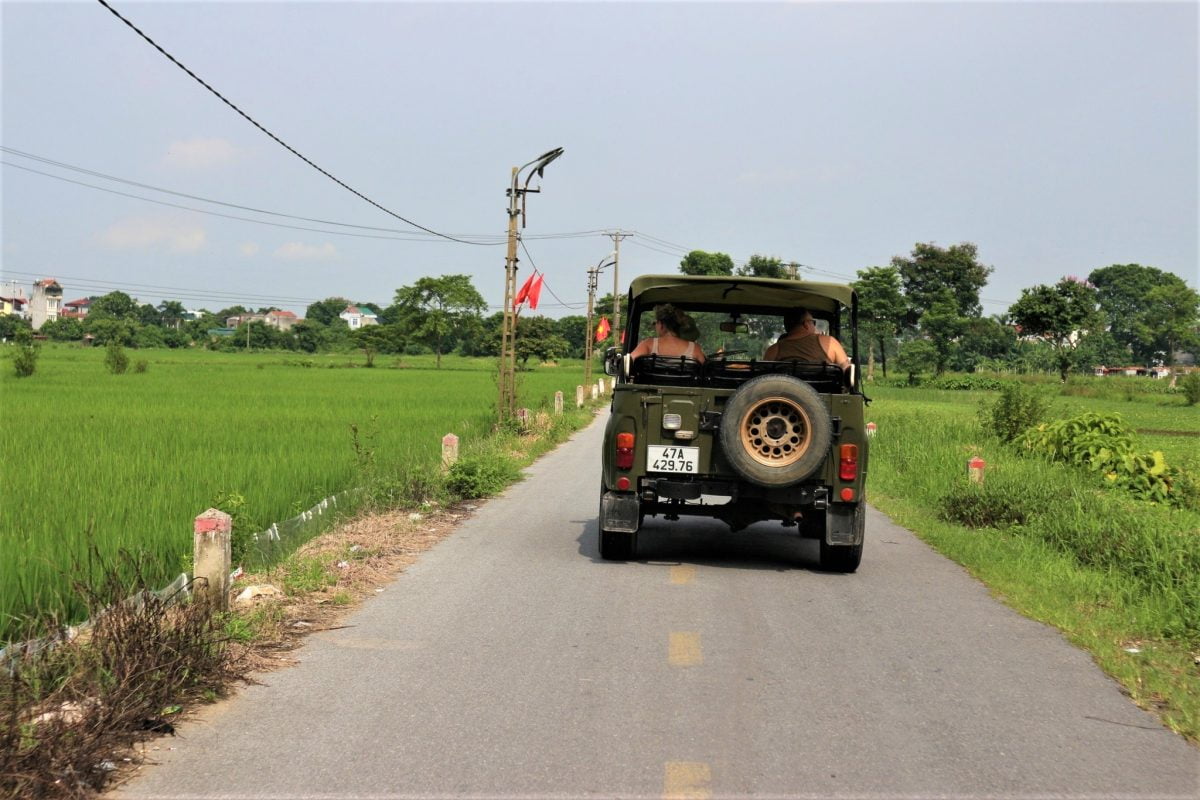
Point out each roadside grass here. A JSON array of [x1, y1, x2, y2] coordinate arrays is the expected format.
[[866, 382, 1200, 741], [2, 367, 606, 798], [0, 344, 598, 641]]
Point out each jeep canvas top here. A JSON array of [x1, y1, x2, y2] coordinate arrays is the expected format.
[[599, 274, 869, 572]]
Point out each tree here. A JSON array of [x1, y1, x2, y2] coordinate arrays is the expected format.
[[158, 300, 187, 329], [891, 242, 993, 324], [89, 291, 139, 321], [393, 275, 485, 368], [920, 291, 965, 376], [85, 317, 135, 346], [555, 315, 588, 358], [853, 266, 906, 377], [515, 315, 569, 365], [1142, 283, 1200, 366], [1088, 264, 1195, 363], [737, 255, 796, 279], [894, 339, 937, 385], [352, 325, 401, 367], [679, 250, 734, 276], [0, 314, 32, 341], [305, 297, 353, 327], [1007, 277, 1100, 381], [954, 316, 1017, 372], [39, 317, 84, 342]]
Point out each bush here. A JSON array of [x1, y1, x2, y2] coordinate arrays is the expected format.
[[1016, 412, 1194, 508], [928, 374, 1008, 391], [1181, 371, 1200, 406], [931, 479, 1056, 527], [133, 359, 149, 374], [446, 454, 520, 499], [11, 345, 38, 378], [979, 382, 1049, 442], [105, 340, 129, 374]]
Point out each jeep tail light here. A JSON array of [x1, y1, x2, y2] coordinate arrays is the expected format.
[[839, 444, 858, 481], [616, 432, 635, 470]]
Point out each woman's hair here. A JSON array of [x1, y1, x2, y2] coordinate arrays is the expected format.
[[654, 304, 683, 335]]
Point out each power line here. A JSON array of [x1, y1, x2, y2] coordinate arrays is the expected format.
[[95, 0, 489, 246], [2, 146, 506, 243], [518, 240, 586, 310]]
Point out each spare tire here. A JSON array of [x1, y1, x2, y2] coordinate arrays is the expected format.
[[719, 374, 832, 488]]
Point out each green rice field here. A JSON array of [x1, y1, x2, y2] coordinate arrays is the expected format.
[[0, 346, 591, 640]]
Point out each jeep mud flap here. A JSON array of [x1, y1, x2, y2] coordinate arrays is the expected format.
[[826, 503, 865, 546], [600, 491, 640, 533]]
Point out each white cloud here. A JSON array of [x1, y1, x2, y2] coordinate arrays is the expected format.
[[99, 217, 207, 253], [239, 242, 260, 257], [273, 242, 338, 261], [162, 138, 238, 169]]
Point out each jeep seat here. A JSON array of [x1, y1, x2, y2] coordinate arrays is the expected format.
[[630, 354, 704, 386]]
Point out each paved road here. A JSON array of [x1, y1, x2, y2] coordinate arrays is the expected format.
[[116, 413, 1198, 799]]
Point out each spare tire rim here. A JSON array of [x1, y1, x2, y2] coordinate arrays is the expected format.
[[738, 395, 812, 468]]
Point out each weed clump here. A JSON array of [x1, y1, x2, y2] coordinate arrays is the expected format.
[[1181, 371, 1200, 406], [12, 344, 39, 378], [979, 382, 1049, 442], [104, 340, 129, 375], [446, 455, 520, 499], [939, 479, 1056, 529]]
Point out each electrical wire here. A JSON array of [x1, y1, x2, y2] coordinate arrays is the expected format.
[[518, 240, 586, 310], [95, 0, 490, 246], [2, 146, 506, 243]]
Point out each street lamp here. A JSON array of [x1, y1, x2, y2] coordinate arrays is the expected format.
[[499, 147, 564, 420]]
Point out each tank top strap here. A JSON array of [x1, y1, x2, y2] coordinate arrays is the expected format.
[[650, 337, 659, 355], [683, 341, 695, 358]]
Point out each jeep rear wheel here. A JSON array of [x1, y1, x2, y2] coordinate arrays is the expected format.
[[719, 374, 832, 488]]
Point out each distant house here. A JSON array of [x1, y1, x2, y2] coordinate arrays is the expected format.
[[29, 279, 63, 330], [1, 281, 26, 317], [339, 305, 379, 330], [62, 297, 91, 319], [264, 310, 300, 331], [225, 313, 266, 328]]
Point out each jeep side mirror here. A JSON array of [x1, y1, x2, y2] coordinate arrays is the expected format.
[[603, 346, 621, 377]]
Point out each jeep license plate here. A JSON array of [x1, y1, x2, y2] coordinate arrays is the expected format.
[[647, 445, 699, 474]]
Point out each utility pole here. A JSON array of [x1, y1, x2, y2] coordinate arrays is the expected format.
[[605, 230, 631, 346], [584, 266, 598, 391], [584, 254, 616, 391], [498, 148, 564, 421]]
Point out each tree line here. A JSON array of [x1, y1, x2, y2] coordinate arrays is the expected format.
[[4, 243, 1195, 379]]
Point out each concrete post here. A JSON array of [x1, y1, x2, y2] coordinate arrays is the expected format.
[[576, 385, 585, 407], [441, 433, 459, 471], [968, 456, 986, 484], [193, 509, 231, 610], [591, 384, 598, 400], [866, 422, 877, 437], [554, 391, 564, 415]]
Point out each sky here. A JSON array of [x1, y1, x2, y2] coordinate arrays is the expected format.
[[2, 1, 1197, 320]]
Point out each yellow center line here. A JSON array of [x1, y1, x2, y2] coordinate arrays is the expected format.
[[669, 565, 696, 585], [663, 761, 712, 800], [668, 632, 702, 667]]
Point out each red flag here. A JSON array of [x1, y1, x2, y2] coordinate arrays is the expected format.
[[595, 317, 611, 342], [527, 274, 545, 310], [514, 272, 535, 306]]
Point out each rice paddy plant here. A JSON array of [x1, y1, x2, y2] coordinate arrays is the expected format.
[[0, 347, 591, 641]]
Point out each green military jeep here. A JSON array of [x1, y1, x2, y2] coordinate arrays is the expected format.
[[599, 274, 869, 572]]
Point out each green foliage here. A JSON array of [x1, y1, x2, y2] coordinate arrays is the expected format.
[[0, 314, 31, 341], [278, 555, 337, 595], [678, 249, 734, 276], [979, 382, 1049, 442], [736, 254, 797, 279], [1007, 277, 1100, 382], [892, 241, 993, 322], [393, 274, 486, 368], [939, 480, 1053, 528], [1016, 412, 1194, 507], [39, 316, 84, 342], [446, 454, 520, 499], [304, 296, 353, 327], [104, 339, 129, 374], [210, 490, 259, 565], [1089, 263, 1200, 364], [894, 338, 937, 384], [1181, 372, 1200, 406], [12, 344, 39, 378], [133, 359, 149, 374], [88, 290, 139, 321], [927, 374, 1007, 391]]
